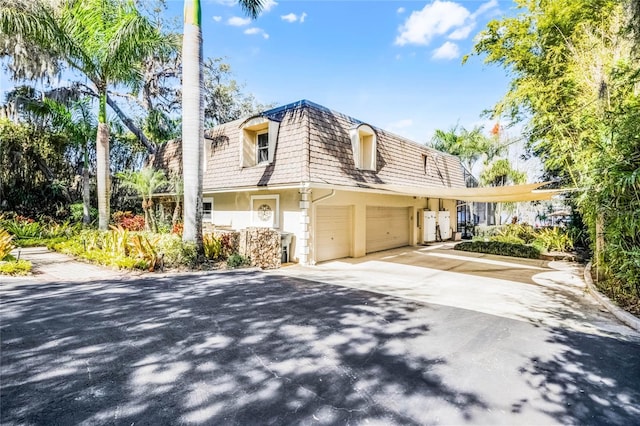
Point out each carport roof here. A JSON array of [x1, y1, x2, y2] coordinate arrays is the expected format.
[[367, 182, 572, 202]]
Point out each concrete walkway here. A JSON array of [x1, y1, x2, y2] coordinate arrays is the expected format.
[[274, 245, 640, 340], [6, 247, 130, 282]]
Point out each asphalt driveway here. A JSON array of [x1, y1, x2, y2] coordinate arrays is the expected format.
[[1, 248, 640, 425]]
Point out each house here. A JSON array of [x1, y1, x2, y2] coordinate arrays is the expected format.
[[151, 100, 471, 265]]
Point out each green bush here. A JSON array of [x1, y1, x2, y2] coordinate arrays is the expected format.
[[533, 227, 574, 252], [2, 217, 42, 239], [69, 203, 98, 223], [154, 234, 197, 268], [495, 224, 537, 244], [203, 233, 222, 260], [490, 234, 525, 245], [0, 228, 14, 260], [454, 241, 541, 259], [0, 259, 32, 275], [227, 253, 249, 268]]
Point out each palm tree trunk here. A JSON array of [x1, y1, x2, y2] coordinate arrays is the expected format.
[[181, 0, 204, 253], [82, 143, 91, 225], [96, 90, 110, 230], [172, 198, 181, 227]]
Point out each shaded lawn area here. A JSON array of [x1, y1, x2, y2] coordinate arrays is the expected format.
[[1, 271, 639, 425]]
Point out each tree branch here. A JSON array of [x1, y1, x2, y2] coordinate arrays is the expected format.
[[106, 94, 157, 154]]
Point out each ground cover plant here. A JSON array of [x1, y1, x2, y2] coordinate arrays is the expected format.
[[456, 224, 574, 260], [0, 227, 32, 275]]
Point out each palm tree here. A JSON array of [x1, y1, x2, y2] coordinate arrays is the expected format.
[[117, 167, 168, 232], [0, 0, 163, 230], [181, 0, 262, 250], [430, 124, 505, 172], [26, 95, 97, 225]]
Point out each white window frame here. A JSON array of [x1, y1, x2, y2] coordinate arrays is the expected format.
[[239, 116, 280, 168], [349, 124, 377, 171], [250, 194, 279, 228], [202, 197, 214, 223], [256, 131, 269, 164]]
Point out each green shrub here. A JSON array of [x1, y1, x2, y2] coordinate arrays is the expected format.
[[42, 221, 79, 238], [490, 234, 525, 245], [0, 259, 32, 275], [495, 224, 537, 244], [203, 233, 222, 260], [2, 217, 42, 239], [227, 253, 249, 268], [454, 241, 541, 259], [154, 234, 197, 268], [533, 227, 573, 252], [69, 203, 98, 223], [0, 228, 14, 260]]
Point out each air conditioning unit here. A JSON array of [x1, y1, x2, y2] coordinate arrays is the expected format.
[[422, 210, 437, 242], [438, 211, 451, 240]]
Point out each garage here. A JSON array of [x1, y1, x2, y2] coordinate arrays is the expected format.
[[366, 206, 410, 253], [315, 205, 351, 262]]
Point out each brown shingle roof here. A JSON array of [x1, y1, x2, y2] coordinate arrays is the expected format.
[[151, 100, 467, 192]]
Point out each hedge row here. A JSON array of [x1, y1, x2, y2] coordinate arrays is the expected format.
[[454, 241, 541, 259]]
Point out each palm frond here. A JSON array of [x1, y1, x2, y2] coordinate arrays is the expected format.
[[237, 0, 263, 20]]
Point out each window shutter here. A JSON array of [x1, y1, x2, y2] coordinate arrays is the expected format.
[[267, 121, 280, 164]]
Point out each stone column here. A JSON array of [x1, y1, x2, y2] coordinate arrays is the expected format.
[[299, 187, 311, 265]]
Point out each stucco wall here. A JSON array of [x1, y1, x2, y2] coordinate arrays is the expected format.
[[207, 189, 303, 262], [309, 189, 458, 262], [208, 187, 458, 265]]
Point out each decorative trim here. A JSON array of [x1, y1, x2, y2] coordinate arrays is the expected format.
[[250, 194, 280, 228]]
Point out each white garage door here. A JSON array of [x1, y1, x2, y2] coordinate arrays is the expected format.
[[366, 206, 410, 253], [316, 206, 351, 262]]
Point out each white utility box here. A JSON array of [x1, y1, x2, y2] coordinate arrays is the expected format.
[[423, 210, 437, 242], [438, 211, 451, 240]]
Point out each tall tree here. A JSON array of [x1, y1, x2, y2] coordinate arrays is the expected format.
[[0, 0, 164, 229], [470, 0, 640, 306], [181, 0, 263, 250], [429, 124, 505, 173], [26, 95, 97, 225], [117, 166, 168, 232]]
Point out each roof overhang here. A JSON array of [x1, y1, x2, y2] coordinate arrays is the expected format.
[[366, 182, 572, 202]]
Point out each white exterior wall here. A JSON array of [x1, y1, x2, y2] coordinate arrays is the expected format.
[[208, 187, 458, 265], [206, 189, 303, 262]]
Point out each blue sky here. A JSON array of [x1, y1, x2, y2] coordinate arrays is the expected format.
[[0, 0, 516, 145], [176, 0, 514, 143]]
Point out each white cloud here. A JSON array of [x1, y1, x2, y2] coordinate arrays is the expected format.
[[395, 1, 470, 46], [281, 12, 307, 23], [432, 41, 460, 60], [244, 27, 269, 39], [212, 16, 222, 22], [397, 7, 405, 14], [396, 0, 500, 47], [261, 0, 278, 12], [448, 23, 474, 40], [471, 0, 499, 19], [228, 16, 251, 26]]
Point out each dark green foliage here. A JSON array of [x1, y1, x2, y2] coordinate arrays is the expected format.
[[471, 0, 640, 310], [226, 253, 249, 268], [455, 241, 541, 259]]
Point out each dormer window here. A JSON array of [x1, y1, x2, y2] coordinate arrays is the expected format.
[[239, 116, 280, 167], [349, 124, 377, 171], [257, 132, 269, 163]]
